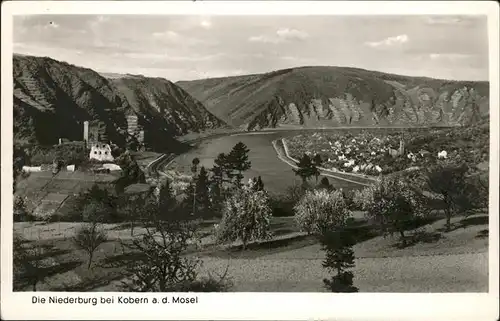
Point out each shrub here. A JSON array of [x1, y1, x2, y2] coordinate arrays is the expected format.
[[173, 277, 233, 292], [294, 189, 351, 235], [215, 185, 273, 249], [173, 265, 233, 292], [13, 196, 34, 222], [468, 173, 489, 210]]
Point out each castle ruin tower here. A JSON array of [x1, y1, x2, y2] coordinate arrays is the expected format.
[[399, 133, 405, 156], [83, 121, 89, 146]]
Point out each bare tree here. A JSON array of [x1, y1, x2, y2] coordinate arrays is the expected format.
[[73, 205, 108, 269]]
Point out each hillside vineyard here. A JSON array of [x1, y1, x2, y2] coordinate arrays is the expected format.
[[177, 66, 489, 131]]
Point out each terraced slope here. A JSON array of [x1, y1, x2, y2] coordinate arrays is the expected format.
[[13, 54, 224, 152], [108, 75, 224, 136], [177, 66, 489, 130]]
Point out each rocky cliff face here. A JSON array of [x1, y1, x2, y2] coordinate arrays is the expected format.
[[13, 54, 225, 151], [177, 66, 489, 130], [108, 75, 223, 136]]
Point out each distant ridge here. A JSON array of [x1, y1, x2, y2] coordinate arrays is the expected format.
[[177, 66, 489, 130]]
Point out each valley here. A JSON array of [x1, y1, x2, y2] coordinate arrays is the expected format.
[[11, 54, 491, 294]]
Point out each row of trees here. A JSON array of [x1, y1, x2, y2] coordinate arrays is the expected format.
[[183, 142, 266, 220], [289, 160, 488, 291]]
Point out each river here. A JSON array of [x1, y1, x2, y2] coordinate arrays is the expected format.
[[168, 127, 432, 195]]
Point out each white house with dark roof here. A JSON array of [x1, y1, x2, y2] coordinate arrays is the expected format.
[[89, 143, 114, 162]]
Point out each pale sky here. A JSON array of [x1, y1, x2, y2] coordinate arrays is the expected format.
[[13, 15, 489, 81]]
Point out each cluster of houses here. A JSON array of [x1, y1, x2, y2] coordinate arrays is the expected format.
[[299, 132, 450, 176]]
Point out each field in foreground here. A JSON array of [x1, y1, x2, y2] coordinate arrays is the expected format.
[[13, 213, 488, 292]]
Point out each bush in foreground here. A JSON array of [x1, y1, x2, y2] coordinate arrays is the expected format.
[[215, 184, 273, 249], [294, 189, 351, 235]]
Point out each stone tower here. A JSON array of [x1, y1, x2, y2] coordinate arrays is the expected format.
[[83, 121, 89, 145], [399, 135, 405, 156]]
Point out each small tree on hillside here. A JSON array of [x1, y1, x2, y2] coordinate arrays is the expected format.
[[211, 152, 233, 189], [312, 154, 323, 182], [215, 183, 273, 249], [227, 142, 251, 187], [189, 158, 200, 217], [320, 227, 358, 292], [115, 151, 146, 193], [426, 163, 477, 231], [185, 166, 212, 218], [156, 179, 181, 221], [191, 158, 200, 176], [208, 165, 225, 216], [293, 189, 357, 292], [254, 176, 265, 192], [120, 193, 148, 236], [294, 154, 320, 184], [196, 166, 212, 217], [313, 154, 323, 167], [362, 177, 428, 246], [122, 183, 202, 292], [73, 203, 108, 269], [294, 189, 352, 235], [126, 136, 140, 152]]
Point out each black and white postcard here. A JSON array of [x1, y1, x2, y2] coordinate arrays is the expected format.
[[1, 1, 498, 320]]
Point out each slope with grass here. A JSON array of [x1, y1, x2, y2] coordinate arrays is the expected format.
[[177, 66, 489, 130], [13, 213, 488, 292], [13, 54, 224, 152]]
